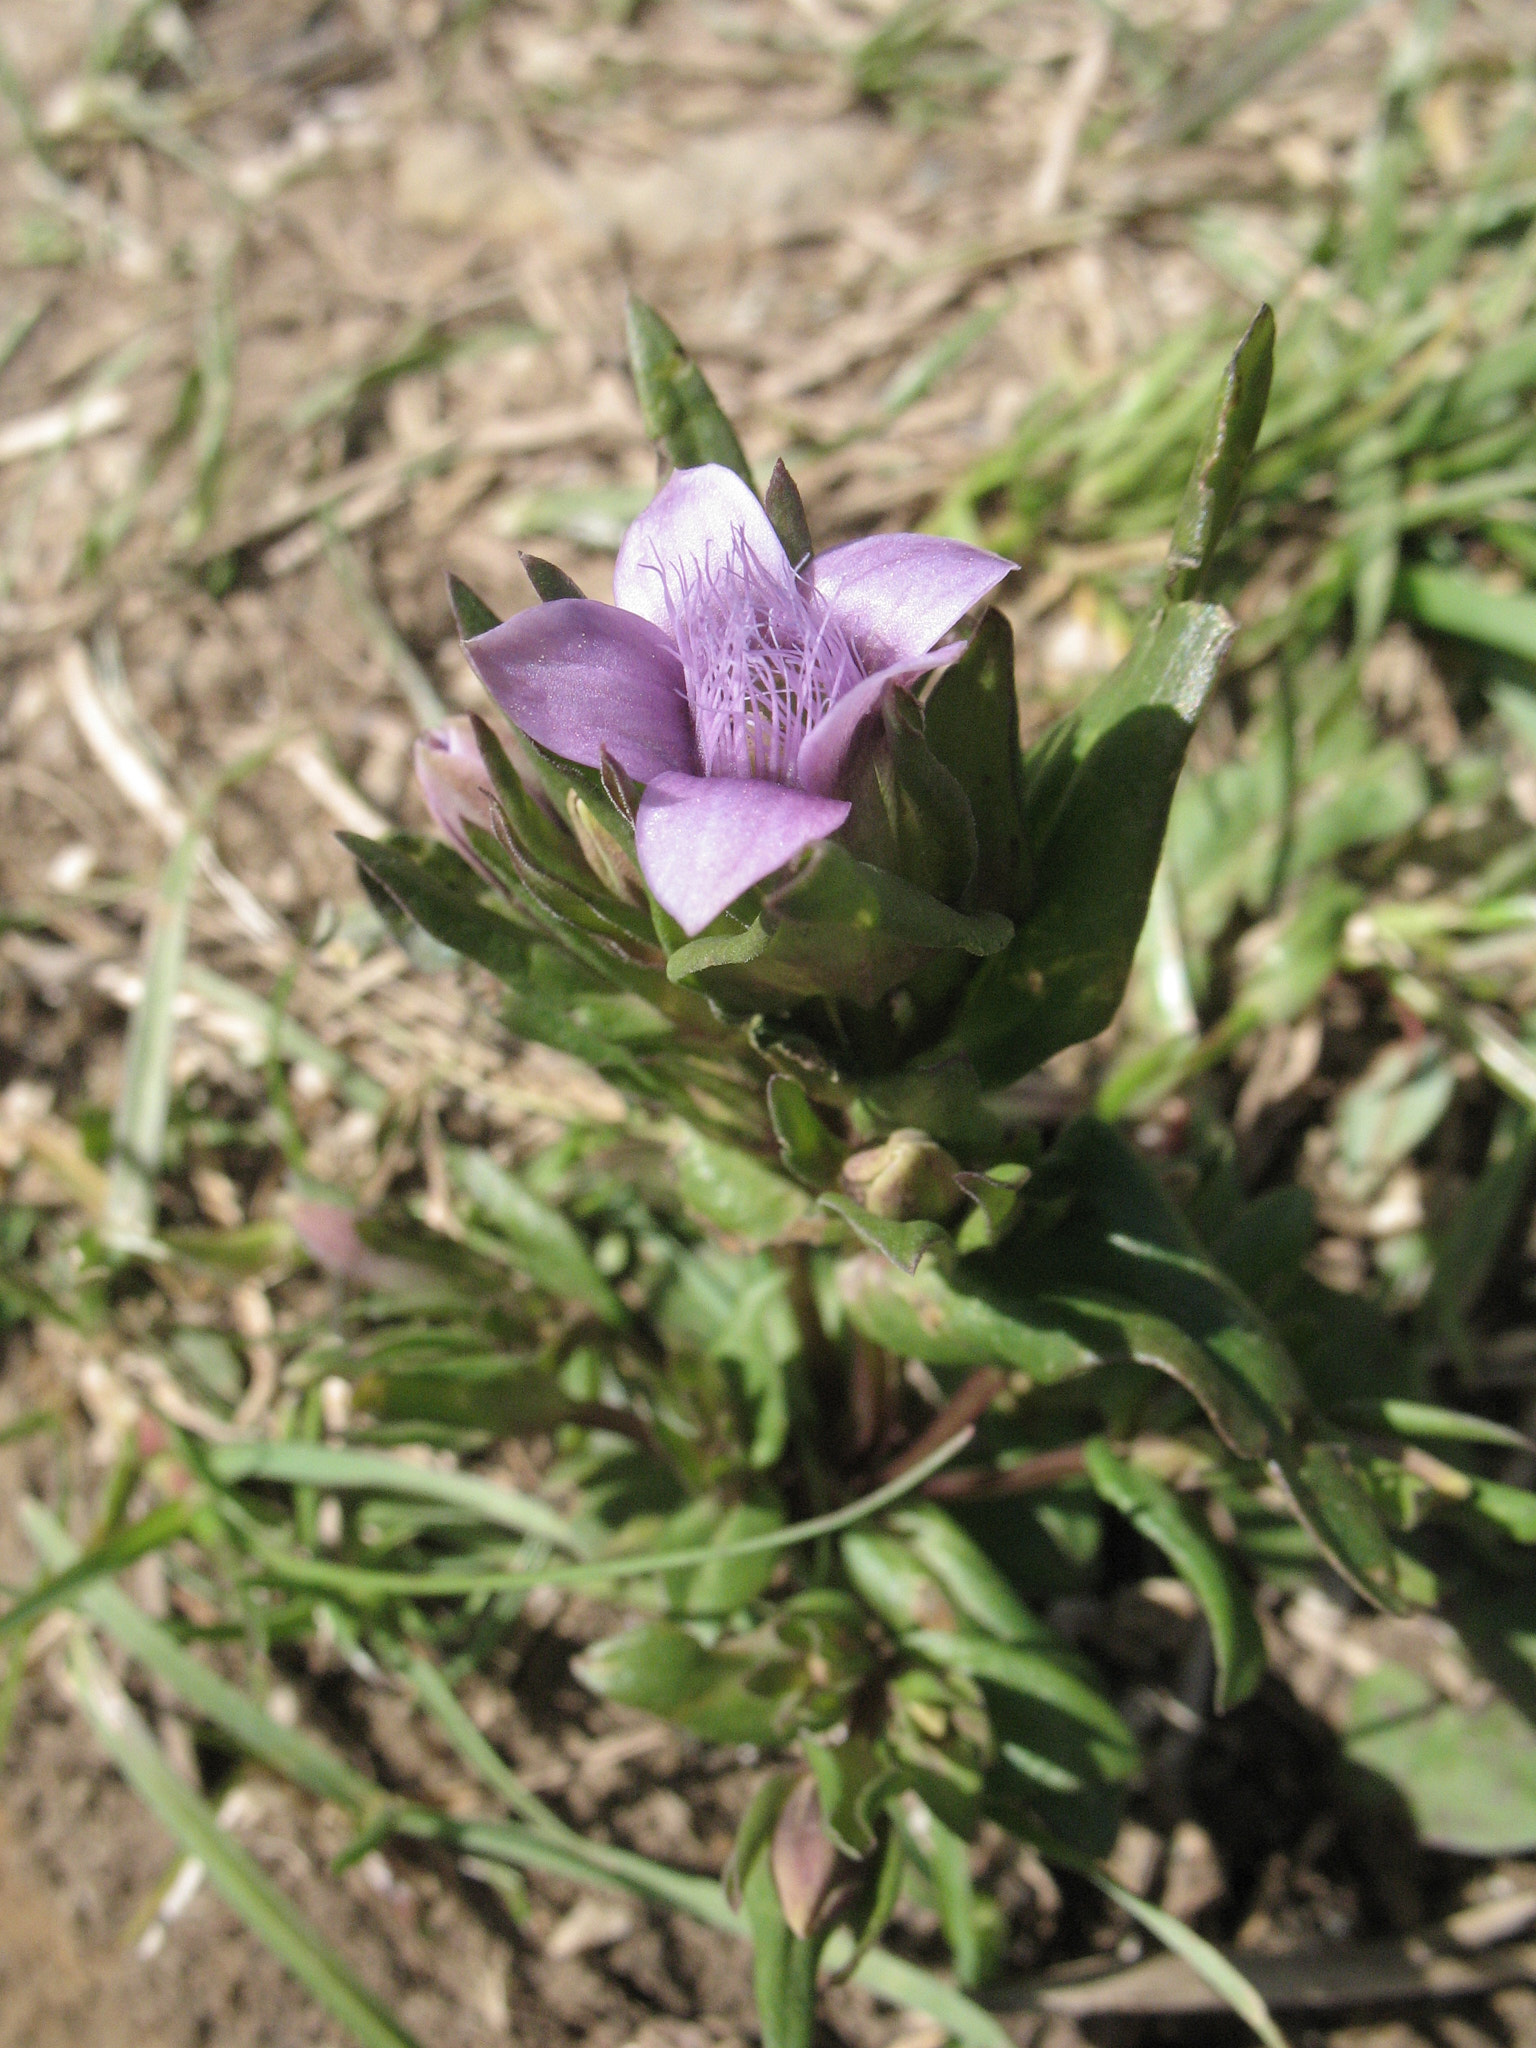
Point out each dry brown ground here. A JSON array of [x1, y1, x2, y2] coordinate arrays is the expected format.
[[6, 2, 1536, 2045]]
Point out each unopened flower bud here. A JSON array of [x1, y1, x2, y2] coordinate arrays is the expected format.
[[770, 1772, 864, 1939], [840, 1129, 963, 1222]]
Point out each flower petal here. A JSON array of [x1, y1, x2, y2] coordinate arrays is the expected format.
[[463, 599, 695, 782], [614, 464, 794, 629], [635, 771, 849, 936], [811, 534, 1015, 669], [794, 646, 964, 797]]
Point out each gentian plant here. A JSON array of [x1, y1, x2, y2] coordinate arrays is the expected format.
[[335, 300, 1536, 2048]]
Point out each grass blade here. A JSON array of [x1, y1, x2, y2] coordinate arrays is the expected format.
[[66, 1634, 428, 2048], [103, 820, 202, 1253], [204, 1441, 584, 1551], [0, 1499, 193, 1644], [19, 1498, 377, 1811]]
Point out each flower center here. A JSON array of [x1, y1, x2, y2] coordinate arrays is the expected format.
[[659, 533, 863, 783]]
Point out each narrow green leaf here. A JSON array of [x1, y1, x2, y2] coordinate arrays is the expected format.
[[104, 820, 202, 1252], [204, 1442, 582, 1551], [450, 1145, 628, 1326], [1337, 1397, 1536, 1455], [1075, 1855, 1290, 2048], [625, 295, 754, 487], [0, 1499, 193, 1643], [1400, 563, 1536, 663], [21, 1499, 376, 1811], [1083, 1439, 1266, 1710]]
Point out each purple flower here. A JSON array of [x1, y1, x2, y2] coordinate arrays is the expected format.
[[458, 464, 1013, 936]]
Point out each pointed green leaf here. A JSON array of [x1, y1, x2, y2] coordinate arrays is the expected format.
[[450, 1146, 628, 1326], [819, 1192, 952, 1275], [947, 603, 1233, 1084], [1166, 304, 1275, 601], [340, 831, 530, 985], [1083, 1439, 1266, 1710], [625, 295, 754, 486]]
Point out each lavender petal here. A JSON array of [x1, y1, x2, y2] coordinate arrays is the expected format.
[[811, 533, 1015, 669], [614, 463, 793, 629], [634, 770, 849, 936], [794, 646, 964, 797], [463, 599, 695, 782]]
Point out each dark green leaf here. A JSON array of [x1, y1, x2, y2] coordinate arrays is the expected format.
[[1166, 305, 1275, 601], [625, 295, 754, 487]]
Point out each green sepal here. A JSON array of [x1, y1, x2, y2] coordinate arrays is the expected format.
[[921, 610, 1029, 919], [724, 1771, 796, 1909], [945, 601, 1233, 1085], [1165, 303, 1275, 602], [837, 687, 978, 907], [446, 571, 500, 639], [805, 1733, 898, 1858], [666, 920, 771, 982], [626, 293, 754, 487], [520, 551, 584, 602], [765, 458, 813, 569], [953, 1162, 1030, 1253]]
